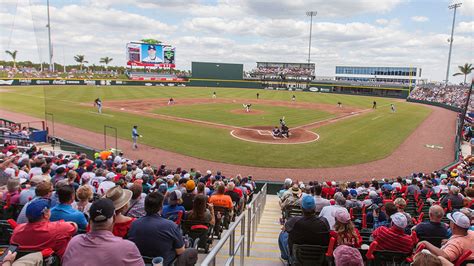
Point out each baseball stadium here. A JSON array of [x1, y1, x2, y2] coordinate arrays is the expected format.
[[0, 1, 473, 266]]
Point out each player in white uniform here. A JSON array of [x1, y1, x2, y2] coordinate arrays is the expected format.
[[94, 98, 102, 113], [391, 104, 396, 113], [212, 91, 216, 99], [243, 104, 252, 112]]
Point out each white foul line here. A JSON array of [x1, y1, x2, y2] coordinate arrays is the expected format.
[[88, 111, 114, 117]]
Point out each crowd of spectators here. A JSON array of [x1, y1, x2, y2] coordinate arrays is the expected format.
[[277, 161, 473, 265], [0, 66, 123, 80], [0, 143, 257, 265], [248, 66, 315, 80], [408, 84, 471, 109], [0, 117, 473, 265]]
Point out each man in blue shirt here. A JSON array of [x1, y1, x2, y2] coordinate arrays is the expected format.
[[414, 205, 449, 246], [19, 176, 44, 205], [50, 184, 88, 230], [131, 125, 142, 150], [161, 190, 186, 222], [128, 192, 197, 266]]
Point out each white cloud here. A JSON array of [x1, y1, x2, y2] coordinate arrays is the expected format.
[[411, 16, 429, 22], [457, 21, 474, 33], [376, 19, 389, 25], [0, 3, 176, 65], [0, 0, 472, 83]]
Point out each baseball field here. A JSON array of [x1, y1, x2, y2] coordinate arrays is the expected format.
[[0, 85, 432, 168]]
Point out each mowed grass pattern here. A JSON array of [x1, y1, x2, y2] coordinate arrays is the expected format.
[[0, 86, 431, 168], [153, 103, 335, 127]]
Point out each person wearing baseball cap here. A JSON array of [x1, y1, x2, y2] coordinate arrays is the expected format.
[[62, 198, 144, 266], [331, 209, 362, 248], [142, 44, 162, 63], [319, 192, 348, 230], [371, 212, 414, 253], [441, 185, 463, 209], [181, 180, 196, 211], [10, 198, 77, 257], [417, 211, 474, 262], [161, 190, 186, 222], [278, 195, 330, 264]]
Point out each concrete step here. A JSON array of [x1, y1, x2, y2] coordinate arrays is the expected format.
[[197, 194, 284, 265]]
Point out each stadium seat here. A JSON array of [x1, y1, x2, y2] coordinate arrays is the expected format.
[[0, 220, 14, 245], [291, 242, 334, 266], [366, 241, 412, 266], [181, 220, 213, 253]]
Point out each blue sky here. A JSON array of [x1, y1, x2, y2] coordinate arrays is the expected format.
[[0, 0, 472, 82]]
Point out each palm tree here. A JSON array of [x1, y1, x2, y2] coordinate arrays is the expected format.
[[140, 38, 162, 45], [100, 57, 113, 70], [5, 50, 18, 69], [453, 63, 473, 84], [73, 55, 88, 71]]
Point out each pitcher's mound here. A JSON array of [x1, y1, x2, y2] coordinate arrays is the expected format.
[[230, 126, 319, 144], [230, 109, 265, 115]]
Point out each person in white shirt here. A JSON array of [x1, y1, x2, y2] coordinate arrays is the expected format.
[[88, 169, 106, 191], [313, 184, 330, 214], [319, 193, 349, 230], [113, 152, 123, 165], [433, 179, 449, 194], [97, 172, 116, 196], [392, 177, 403, 190]]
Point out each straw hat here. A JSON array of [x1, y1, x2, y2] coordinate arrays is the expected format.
[[105, 185, 132, 211]]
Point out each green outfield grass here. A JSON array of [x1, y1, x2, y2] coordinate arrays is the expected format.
[[153, 103, 335, 127], [0, 85, 431, 168]]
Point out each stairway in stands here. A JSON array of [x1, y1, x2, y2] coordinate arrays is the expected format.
[[197, 195, 282, 265]]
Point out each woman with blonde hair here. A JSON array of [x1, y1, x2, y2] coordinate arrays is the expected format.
[[330, 209, 362, 248], [72, 185, 93, 218]]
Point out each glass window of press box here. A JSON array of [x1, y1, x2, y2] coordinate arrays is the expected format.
[[336, 66, 417, 76]]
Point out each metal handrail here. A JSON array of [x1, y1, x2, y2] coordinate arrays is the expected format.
[[200, 211, 246, 266], [247, 183, 267, 256], [201, 183, 268, 265]]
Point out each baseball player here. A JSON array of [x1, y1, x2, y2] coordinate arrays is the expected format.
[[391, 104, 396, 113], [212, 91, 216, 99], [279, 117, 286, 127], [291, 95, 296, 102], [256, 93, 260, 99], [142, 45, 162, 63], [372, 101, 377, 109], [168, 97, 175, 105], [132, 125, 142, 149], [243, 103, 252, 113], [337, 101, 342, 108], [94, 98, 102, 113]]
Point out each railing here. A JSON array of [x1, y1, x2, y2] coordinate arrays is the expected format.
[[201, 183, 268, 266], [247, 183, 267, 256]]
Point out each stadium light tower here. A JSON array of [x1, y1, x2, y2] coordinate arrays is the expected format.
[[445, 2, 462, 85], [306, 11, 317, 64], [46, 0, 54, 72]]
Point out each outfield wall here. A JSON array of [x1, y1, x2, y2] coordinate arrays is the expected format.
[[0, 77, 410, 98]]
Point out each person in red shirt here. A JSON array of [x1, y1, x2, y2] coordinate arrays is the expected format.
[[371, 212, 414, 254], [10, 198, 77, 257], [105, 186, 135, 238], [330, 209, 362, 248]]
